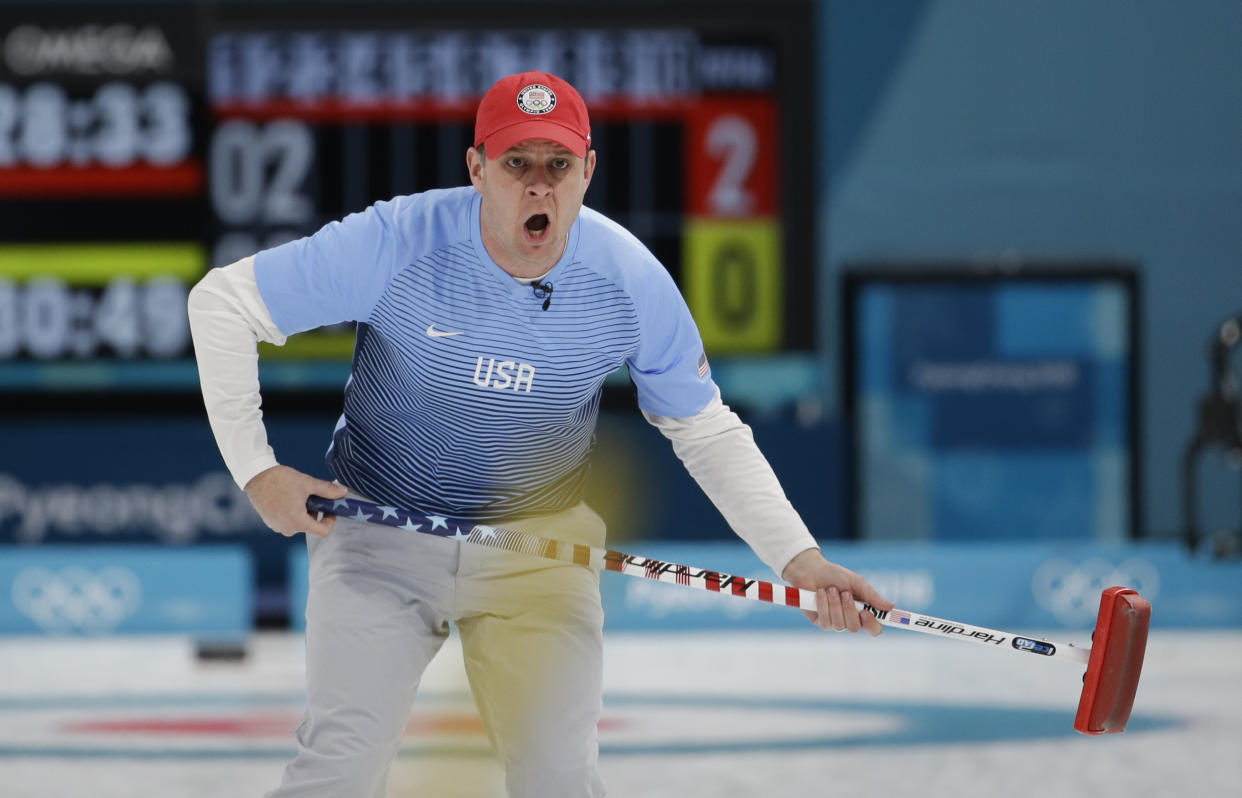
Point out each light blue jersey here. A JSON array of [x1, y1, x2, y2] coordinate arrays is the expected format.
[[255, 187, 715, 520]]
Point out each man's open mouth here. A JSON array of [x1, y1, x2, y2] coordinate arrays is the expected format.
[[524, 214, 550, 241]]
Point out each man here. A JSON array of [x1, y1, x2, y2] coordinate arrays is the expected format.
[[188, 70, 892, 798]]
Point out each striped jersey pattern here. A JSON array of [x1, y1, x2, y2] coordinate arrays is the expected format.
[[255, 187, 714, 522]]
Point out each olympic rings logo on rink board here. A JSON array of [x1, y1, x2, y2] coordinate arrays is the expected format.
[[10, 566, 142, 634], [1030, 557, 1160, 626]]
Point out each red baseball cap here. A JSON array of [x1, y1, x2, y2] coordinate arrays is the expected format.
[[474, 71, 592, 159]]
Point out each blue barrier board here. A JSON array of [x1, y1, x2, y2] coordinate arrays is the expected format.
[[0, 545, 252, 637]]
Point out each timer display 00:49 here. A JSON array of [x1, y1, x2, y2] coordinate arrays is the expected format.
[[0, 277, 189, 360]]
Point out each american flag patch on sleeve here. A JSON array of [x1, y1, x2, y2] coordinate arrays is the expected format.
[[697, 351, 710, 378]]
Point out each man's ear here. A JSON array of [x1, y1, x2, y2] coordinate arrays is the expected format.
[[583, 149, 597, 186], [466, 147, 485, 191]]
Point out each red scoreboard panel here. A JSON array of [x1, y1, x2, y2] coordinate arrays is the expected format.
[[0, 2, 815, 399]]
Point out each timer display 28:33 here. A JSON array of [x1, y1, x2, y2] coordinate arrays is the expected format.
[[0, 80, 191, 168]]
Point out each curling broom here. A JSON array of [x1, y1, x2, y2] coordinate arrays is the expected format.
[[306, 495, 1150, 735]]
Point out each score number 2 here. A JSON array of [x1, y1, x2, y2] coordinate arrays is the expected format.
[[705, 115, 758, 217]]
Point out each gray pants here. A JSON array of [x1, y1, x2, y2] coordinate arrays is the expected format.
[[266, 500, 608, 798]]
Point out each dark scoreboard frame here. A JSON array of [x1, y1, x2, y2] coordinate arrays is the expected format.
[[1, 1, 817, 415]]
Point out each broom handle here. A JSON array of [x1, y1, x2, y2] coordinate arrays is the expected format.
[[307, 495, 1091, 665]]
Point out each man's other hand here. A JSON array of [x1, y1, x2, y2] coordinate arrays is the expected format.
[[781, 548, 894, 636], [244, 465, 349, 538]]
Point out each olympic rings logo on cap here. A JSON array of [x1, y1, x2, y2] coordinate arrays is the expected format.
[[11, 565, 142, 634], [516, 83, 556, 115]]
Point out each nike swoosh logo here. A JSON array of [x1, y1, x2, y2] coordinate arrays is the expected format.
[[426, 324, 463, 338]]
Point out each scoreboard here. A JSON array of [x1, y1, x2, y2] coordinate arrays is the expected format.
[[0, 2, 817, 399]]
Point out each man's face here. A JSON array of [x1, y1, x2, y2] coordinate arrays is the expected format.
[[468, 139, 595, 277]]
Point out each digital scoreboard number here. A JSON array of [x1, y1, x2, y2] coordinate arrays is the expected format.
[[0, 3, 815, 394]]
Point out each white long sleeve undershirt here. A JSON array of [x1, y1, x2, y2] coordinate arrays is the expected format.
[[186, 257, 286, 489], [187, 257, 818, 577]]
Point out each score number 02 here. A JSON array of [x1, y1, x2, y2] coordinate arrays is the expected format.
[[209, 119, 314, 266]]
